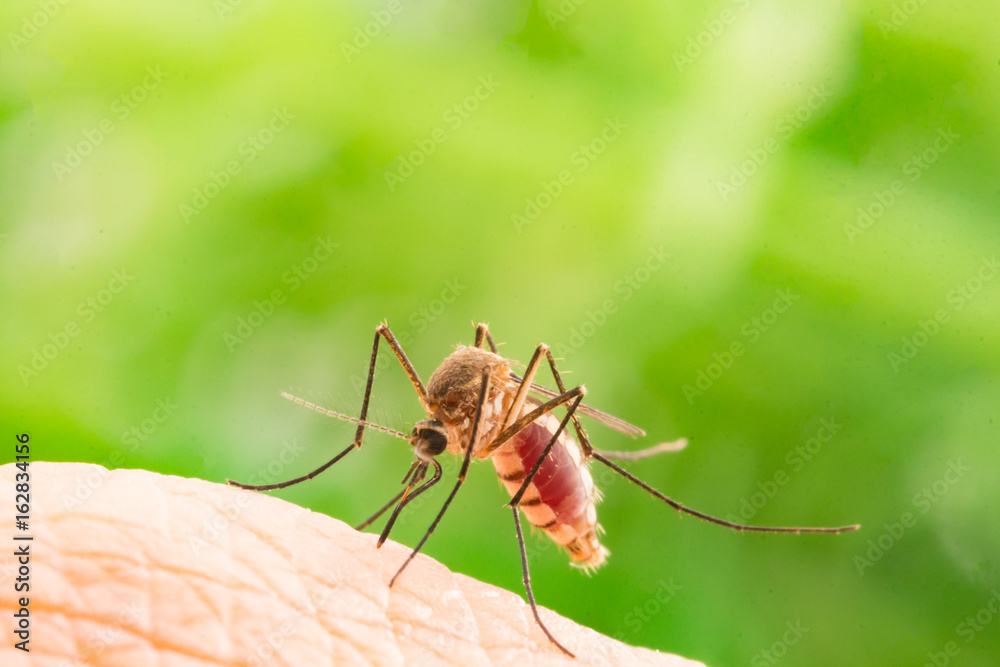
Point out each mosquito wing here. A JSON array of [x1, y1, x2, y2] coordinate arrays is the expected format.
[[511, 374, 646, 438]]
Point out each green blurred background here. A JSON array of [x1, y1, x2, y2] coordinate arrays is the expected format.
[[2, 1, 998, 665]]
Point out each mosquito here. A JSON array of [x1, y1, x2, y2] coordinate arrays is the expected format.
[[227, 323, 860, 658]]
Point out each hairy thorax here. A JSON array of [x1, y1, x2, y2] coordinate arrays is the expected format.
[[425, 346, 519, 458]]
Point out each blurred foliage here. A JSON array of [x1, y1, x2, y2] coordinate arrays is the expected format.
[[2, 1, 999, 665]]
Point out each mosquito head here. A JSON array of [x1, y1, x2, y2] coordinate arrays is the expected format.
[[410, 418, 448, 461]]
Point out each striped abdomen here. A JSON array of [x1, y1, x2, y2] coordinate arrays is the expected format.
[[491, 409, 608, 570]]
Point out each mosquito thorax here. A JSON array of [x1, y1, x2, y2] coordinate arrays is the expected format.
[[410, 419, 448, 460], [425, 347, 507, 418]]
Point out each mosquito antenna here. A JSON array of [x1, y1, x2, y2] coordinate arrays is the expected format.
[[280, 392, 409, 440], [590, 451, 860, 534]]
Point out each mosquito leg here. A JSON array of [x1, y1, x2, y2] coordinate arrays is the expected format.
[[375, 322, 428, 404], [590, 451, 860, 533], [537, 350, 686, 462], [377, 459, 443, 547], [509, 394, 584, 507], [474, 322, 499, 353], [227, 323, 425, 491], [540, 348, 596, 458], [511, 505, 575, 657], [596, 438, 689, 460], [389, 368, 492, 587], [355, 488, 407, 531], [507, 345, 685, 465], [356, 461, 425, 530], [502, 344, 547, 432], [482, 384, 586, 457]]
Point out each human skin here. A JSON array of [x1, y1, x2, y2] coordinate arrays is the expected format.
[[0, 462, 703, 666]]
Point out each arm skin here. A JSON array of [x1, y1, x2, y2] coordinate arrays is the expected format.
[[0, 462, 704, 667]]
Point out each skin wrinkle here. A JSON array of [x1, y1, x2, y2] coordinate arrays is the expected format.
[[313, 617, 380, 667], [387, 566, 487, 667], [246, 509, 399, 665], [57, 610, 225, 667], [48, 517, 88, 664], [69, 488, 236, 664], [284, 512, 337, 667], [153, 579, 226, 665], [172, 481, 237, 664], [452, 580, 534, 662], [60, 547, 265, 601], [285, 521, 402, 667], [385, 619, 470, 667], [347, 536, 408, 667], [169, 568, 231, 658], [230, 522, 316, 608], [383, 563, 447, 664], [41, 608, 214, 666], [387, 561, 485, 665]]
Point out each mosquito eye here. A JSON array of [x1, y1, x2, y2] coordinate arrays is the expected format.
[[416, 428, 447, 456]]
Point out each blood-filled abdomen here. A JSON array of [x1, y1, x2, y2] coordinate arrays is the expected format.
[[491, 411, 608, 570]]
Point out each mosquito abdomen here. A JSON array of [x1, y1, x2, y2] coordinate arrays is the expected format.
[[492, 410, 608, 570]]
